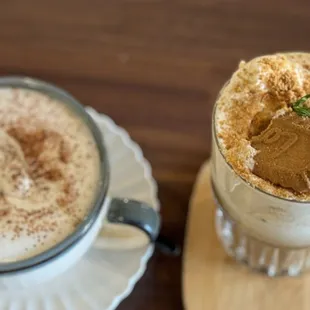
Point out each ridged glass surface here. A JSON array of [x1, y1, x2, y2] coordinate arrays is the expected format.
[[214, 192, 310, 277]]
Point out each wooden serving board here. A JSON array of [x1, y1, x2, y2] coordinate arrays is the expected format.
[[182, 161, 310, 310]]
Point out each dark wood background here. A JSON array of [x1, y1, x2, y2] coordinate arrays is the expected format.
[[1, 1, 310, 308]]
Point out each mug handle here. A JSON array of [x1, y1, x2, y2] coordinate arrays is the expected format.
[[94, 198, 180, 255]]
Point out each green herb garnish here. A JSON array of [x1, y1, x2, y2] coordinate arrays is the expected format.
[[292, 94, 310, 117]]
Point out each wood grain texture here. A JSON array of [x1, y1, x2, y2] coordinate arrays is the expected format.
[[1, 1, 310, 308], [183, 162, 310, 310]]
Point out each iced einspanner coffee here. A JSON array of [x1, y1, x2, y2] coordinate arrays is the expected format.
[[212, 53, 310, 276]]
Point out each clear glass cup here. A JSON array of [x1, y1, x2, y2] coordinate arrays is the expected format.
[[211, 85, 310, 277]]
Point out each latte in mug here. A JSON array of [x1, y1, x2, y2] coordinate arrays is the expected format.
[[0, 77, 161, 288], [0, 88, 101, 262]]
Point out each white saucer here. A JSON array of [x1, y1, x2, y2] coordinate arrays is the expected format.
[[0, 108, 160, 310]]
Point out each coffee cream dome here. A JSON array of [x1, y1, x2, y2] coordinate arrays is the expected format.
[[215, 52, 310, 201]]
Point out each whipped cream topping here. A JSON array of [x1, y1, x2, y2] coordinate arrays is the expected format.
[[215, 52, 310, 200]]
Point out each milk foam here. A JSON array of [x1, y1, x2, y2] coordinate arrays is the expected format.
[[0, 88, 101, 262]]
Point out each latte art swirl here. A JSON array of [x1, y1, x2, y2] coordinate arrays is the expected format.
[[0, 129, 33, 198]]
